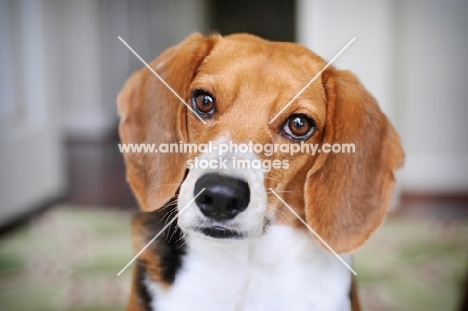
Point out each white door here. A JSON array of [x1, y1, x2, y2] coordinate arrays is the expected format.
[[0, 0, 65, 226]]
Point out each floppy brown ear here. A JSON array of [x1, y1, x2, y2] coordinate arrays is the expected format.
[[117, 33, 217, 211], [304, 69, 404, 253]]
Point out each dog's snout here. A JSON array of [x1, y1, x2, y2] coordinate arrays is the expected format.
[[194, 174, 250, 221]]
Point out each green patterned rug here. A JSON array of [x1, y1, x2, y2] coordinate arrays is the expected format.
[[0, 205, 467, 311]]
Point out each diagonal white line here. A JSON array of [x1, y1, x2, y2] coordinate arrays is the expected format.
[[118, 36, 207, 124], [269, 188, 357, 275], [268, 37, 356, 125], [117, 188, 206, 276]]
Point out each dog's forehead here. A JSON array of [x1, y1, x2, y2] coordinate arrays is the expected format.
[[198, 35, 324, 82]]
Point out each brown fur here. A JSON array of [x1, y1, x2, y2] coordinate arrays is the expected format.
[[118, 33, 405, 311], [118, 34, 217, 212]]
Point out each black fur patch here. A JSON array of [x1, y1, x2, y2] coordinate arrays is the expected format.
[[137, 261, 152, 310], [138, 197, 187, 285]]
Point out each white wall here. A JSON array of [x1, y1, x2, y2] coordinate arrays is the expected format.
[[0, 0, 66, 225], [394, 0, 468, 193], [296, 0, 468, 193]]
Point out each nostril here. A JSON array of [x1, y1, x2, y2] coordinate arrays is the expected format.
[[194, 173, 250, 221], [227, 199, 237, 210], [199, 195, 213, 205]]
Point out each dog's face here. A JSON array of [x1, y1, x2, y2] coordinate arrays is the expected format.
[[118, 33, 404, 253]]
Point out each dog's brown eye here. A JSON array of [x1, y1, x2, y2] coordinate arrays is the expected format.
[[192, 91, 215, 116], [282, 114, 315, 141]]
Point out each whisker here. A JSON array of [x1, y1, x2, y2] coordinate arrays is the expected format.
[[175, 231, 187, 244], [146, 183, 182, 193], [162, 211, 178, 240], [176, 232, 190, 249], [168, 223, 179, 241], [274, 190, 303, 197], [156, 200, 179, 212], [159, 207, 177, 223]]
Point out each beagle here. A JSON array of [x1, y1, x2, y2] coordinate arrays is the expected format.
[[118, 33, 404, 311]]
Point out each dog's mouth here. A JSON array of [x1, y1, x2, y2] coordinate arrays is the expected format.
[[196, 226, 245, 240]]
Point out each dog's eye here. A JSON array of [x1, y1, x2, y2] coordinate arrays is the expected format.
[[192, 91, 215, 116], [281, 114, 316, 141]]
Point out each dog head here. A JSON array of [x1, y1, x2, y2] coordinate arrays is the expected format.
[[118, 33, 404, 253]]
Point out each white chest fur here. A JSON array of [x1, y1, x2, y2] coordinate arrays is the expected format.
[[146, 225, 352, 311]]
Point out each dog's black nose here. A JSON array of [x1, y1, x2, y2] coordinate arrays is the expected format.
[[194, 174, 250, 221]]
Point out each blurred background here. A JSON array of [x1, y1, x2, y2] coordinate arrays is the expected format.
[[0, 0, 467, 310]]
